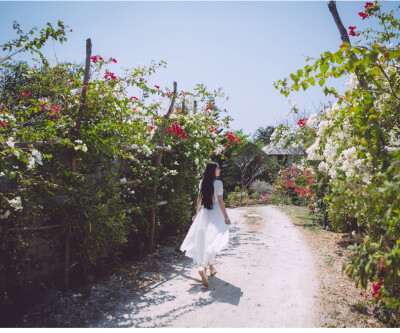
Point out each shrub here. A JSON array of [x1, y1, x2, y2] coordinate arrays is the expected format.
[[250, 179, 274, 196]]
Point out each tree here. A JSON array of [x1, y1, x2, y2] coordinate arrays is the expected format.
[[253, 125, 275, 147], [232, 142, 271, 204]]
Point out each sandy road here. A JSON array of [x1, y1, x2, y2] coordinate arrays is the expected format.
[[92, 205, 318, 328]]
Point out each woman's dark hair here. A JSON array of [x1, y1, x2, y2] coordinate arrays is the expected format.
[[200, 162, 219, 210]]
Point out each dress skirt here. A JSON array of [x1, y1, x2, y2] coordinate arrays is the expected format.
[[180, 202, 229, 268]]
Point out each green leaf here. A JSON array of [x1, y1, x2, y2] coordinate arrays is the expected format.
[[364, 93, 373, 104], [320, 62, 329, 73], [319, 78, 326, 87], [309, 76, 315, 86]]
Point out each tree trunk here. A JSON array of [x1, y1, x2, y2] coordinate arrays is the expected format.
[[327, 0, 367, 89]]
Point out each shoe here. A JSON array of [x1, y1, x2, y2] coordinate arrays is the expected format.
[[198, 268, 208, 287], [209, 267, 217, 276]]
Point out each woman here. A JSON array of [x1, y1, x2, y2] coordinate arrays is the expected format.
[[180, 162, 231, 287]]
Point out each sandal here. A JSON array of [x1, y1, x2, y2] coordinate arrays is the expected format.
[[198, 268, 208, 287], [209, 267, 217, 276]]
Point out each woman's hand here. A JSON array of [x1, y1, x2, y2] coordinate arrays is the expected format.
[[192, 214, 198, 222], [225, 217, 231, 225]]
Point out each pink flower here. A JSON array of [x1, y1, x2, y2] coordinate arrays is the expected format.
[[111, 58, 117, 63], [154, 85, 160, 89]]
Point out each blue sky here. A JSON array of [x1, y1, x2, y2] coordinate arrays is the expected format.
[[1, 0, 399, 137]]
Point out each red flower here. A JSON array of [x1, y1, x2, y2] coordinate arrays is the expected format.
[[149, 126, 154, 130], [297, 118, 308, 128], [21, 92, 32, 98], [130, 96, 139, 101], [70, 29, 73, 32], [0, 121, 8, 127], [348, 26, 356, 30], [154, 85, 160, 89], [83, 85, 88, 89], [104, 71, 117, 81], [91, 56, 98, 63], [111, 58, 117, 63], [358, 11, 369, 19]]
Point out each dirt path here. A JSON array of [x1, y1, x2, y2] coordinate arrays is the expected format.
[[90, 205, 318, 328]]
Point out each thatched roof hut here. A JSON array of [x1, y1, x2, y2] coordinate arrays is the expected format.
[[262, 143, 304, 165]]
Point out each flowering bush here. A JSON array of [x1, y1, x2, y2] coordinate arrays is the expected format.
[[270, 165, 313, 208], [273, 1, 400, 324], [0, 21, 239, 305]]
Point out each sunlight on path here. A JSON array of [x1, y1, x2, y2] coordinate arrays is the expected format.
[[92, 205, 317, 328]]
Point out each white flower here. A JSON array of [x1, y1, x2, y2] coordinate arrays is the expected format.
[[306, 113, 318, 127], [346, 73, 359, 90], [170, 170, 178, 175], [318, 161, 329, 173], [194, 142, 200, 149], [9, 196, 22, 211], [81, 144, 88, 152], [0, 172, 4, 177], [131, 190, 135, 195], [31, 149, 43, 165], [214, 145, 224, 155], [0, 210, 10, 219], [75, 140, 83, 144], [290, 102, 298, 111], [120, 177, 127, 183], [6, 137, 15, 148], [27, 156, 36, 169], [141, 144, 152, 156], [317, 120, 330, 136], [13, 150, 20, 157]]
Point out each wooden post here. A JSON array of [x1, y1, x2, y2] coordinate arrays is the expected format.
[[149, 81, 177, 253], [75, 38, 92, 130], [64, 38, 92, 291]]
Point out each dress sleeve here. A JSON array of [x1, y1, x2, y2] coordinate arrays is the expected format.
[[216, 180, 223, 196]]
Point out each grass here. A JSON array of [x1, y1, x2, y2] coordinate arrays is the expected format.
[[275, 205, 323, 234]]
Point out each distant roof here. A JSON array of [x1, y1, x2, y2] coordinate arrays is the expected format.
[[262, 143, 304, 156]]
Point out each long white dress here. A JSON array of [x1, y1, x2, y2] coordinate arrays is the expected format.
[[180, 179, 230, 268]]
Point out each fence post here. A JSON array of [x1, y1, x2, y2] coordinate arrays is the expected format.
[[149, 81, 177, 253], [64, 38, 92, 290]]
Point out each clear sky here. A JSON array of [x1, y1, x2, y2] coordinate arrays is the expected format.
[[1, 0, 399, 137]]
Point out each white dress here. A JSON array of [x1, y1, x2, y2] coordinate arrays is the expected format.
[[180, 179, 230, 268]]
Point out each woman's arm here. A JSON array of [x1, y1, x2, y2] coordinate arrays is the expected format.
[[218, 195, 231, 225], [192, 194, 202, 222]]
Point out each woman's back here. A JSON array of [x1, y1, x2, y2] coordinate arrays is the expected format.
[[199, 179, 223, 210]]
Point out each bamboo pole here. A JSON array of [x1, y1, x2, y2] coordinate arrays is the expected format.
[[5, 224, 61, 232]]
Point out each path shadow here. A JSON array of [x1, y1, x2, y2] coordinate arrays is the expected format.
[[93, 256, 243, 328], [187, 276, 243, 306]]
